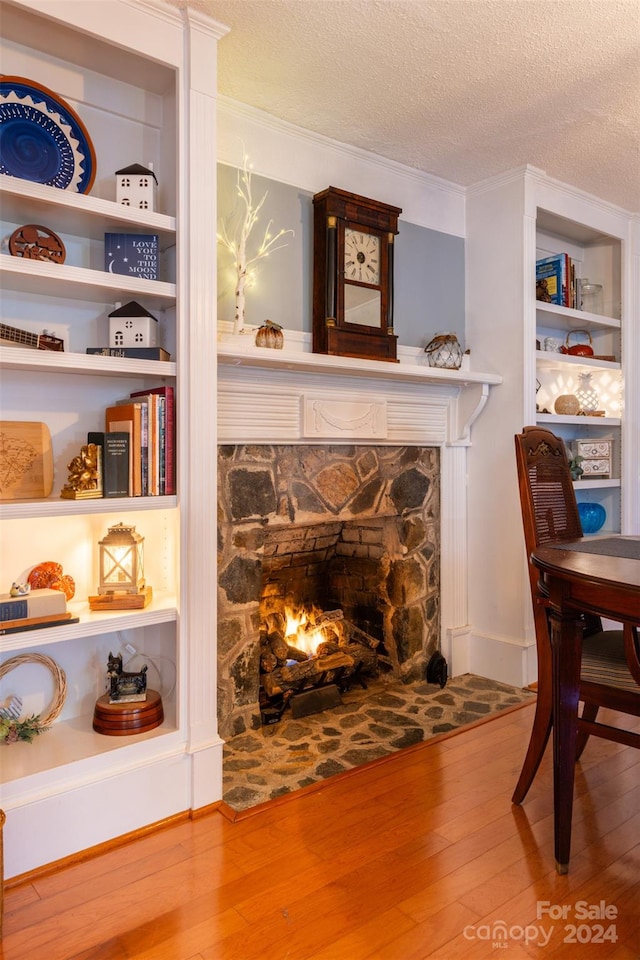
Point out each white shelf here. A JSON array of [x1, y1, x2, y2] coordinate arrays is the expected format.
[[537, 412, 620, 427], [0, 174, 177, 239], [535, 301, 620, 332], [1, 256, 175, 308], [574, 478, 621, 491], [0, 344, 176, 379], [0, 593, 178, 654], [0, 495, 177, 522], [1, 704, 180, 796], [535, 350, 619, 371]]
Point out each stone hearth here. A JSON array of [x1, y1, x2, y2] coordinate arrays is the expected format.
[[218, 444, 440, 739], [222, 673, 536, 812]]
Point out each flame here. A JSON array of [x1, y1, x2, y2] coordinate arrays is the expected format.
[[284, 603, 325, 657]]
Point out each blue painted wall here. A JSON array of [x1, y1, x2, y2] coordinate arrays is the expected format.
[[217, 164, 465, 349]]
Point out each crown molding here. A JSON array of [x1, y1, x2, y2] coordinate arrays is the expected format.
[[217, 96, 466, 237]]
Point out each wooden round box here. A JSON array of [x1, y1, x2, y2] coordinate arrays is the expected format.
[[93, 689, 163, 736]]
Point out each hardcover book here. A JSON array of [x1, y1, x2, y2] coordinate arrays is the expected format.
[[104, 233, 159, 280], [0, 588, 67, 622], [88, 431, 130, 498], [130, 385, 175, 495], [86, 347, 171, 361], [536, 253, 568, 306], [104, 403, 143, 496]]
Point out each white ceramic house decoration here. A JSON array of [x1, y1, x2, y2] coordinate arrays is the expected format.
[[115, 162, 158, 211], [108, 301, 158, 347]]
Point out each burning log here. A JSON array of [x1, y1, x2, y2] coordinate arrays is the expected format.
[[267, 631, 289, 661], [343, 622, 380, 650], [286, 644, 309, 662], [280, 650, 354, 682], [265, 611, 286, 635], [259, 606, 382, 707], [309, 609, 344, 626], [260, 650, 278, 673]]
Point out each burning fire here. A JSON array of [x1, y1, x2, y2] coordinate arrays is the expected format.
[[284, 604, 325, 657]]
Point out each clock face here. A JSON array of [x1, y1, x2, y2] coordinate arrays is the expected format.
[[344, 228, 380, 285]]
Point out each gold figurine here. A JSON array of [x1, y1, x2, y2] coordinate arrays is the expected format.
[[60, 443, 103, 499]]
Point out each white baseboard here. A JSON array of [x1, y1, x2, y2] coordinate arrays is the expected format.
[[466, 631, 537, 689], [2, 749, 220, 880]]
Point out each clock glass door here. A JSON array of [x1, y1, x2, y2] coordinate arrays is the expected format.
[[344, 285, 381, 327]]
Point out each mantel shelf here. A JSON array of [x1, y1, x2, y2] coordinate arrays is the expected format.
[[217, 342, 502, 388]]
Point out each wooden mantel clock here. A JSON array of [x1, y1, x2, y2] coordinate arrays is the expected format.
[[312, 186, 402, 362]]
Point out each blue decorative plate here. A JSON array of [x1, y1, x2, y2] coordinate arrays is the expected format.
[[0, 76, 96, 194]]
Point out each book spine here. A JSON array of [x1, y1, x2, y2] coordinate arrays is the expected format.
[[129, 386, 175, 496], [164, 389, 175, 495], [88, 431, 129, 498], [104, 409, 134, 495], [151, 393, 159, 495], [1, 599, 28, 621], [133, 405, 142, 497], [86, 347, 170, 360], [139, 402, 149, 497], [158, 396, 166, 495]]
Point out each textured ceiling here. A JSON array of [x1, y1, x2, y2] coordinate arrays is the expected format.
[[185, 0, 640, 212]]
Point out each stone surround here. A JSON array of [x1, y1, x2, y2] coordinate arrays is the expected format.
[[218, 444, 440, 739]]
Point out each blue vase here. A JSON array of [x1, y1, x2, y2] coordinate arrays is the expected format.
[[577, 501, 606, 534]]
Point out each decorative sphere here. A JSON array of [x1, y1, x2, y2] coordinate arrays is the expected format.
[[577, 501, 606, 534]]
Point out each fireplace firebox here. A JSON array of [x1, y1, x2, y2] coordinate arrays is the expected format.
[[217, 444, 440, 739]]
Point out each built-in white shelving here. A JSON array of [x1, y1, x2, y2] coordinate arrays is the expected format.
[[465, 165, 638, 692], [0, 0, 224, 881]]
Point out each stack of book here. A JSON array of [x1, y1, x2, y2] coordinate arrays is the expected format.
[[536, 253, 584, 310], [91, 386, 175, 497]]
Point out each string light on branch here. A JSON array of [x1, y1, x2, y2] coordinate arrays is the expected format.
[[217, 153, 294, 334]]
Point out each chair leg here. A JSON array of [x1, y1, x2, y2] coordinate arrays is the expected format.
[[512, 693, 552, 804], [576, 701, 598, 760]]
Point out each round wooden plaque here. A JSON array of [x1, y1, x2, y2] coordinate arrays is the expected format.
[[92, 689, 164, 736]]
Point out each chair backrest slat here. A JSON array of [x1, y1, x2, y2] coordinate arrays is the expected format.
[[515, 426, 584, 597]]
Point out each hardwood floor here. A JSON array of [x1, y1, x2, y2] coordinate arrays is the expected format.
[[3, 701, 638, 960]]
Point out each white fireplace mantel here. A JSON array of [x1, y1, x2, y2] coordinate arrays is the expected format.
[[217, 334, 502, 679], [217, 337, 502, 447]]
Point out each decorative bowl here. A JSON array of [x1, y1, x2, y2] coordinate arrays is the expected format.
[[577, 501, 606, 535]]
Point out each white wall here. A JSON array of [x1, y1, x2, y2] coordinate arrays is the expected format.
[[217, 96, 466, 238]]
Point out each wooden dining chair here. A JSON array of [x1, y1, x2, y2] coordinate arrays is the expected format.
[[512, 425, 640, 804]]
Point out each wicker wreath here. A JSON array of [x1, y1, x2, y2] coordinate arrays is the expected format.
[[0, 653, 67, 743]]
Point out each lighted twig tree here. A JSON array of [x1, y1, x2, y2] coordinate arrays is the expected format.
[[217, 155, 294, 334]]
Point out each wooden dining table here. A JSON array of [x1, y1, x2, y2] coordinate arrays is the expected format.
[[531, 535, 640, 873]]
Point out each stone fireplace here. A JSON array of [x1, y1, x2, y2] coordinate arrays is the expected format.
[[217, 443, 439, 738], [216, 337, 501, 741]]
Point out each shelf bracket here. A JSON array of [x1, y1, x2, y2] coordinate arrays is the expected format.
[[448, 382, 491, 447]]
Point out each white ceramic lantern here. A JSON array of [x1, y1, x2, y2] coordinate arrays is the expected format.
[[115, 162, 158, 212], [108, 300, 158, 347]]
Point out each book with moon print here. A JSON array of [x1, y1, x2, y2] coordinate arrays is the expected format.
[[104, 233, 158, 280]]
